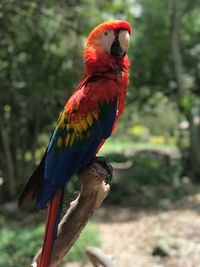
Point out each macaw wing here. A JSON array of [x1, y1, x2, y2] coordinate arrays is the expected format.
[[36, 99, 117, 208]]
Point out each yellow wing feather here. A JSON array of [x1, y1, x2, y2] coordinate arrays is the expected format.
[[56, 110, 99, 147]]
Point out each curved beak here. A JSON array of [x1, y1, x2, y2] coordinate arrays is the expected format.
[[110, 30, 130, 58]]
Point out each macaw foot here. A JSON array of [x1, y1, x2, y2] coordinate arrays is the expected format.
[[91, 156, 113, 184]]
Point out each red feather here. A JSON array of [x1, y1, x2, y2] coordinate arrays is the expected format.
[[38, 190, 63, 267]]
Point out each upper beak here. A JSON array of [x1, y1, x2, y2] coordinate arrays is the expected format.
[[110, 30, 130, 58]]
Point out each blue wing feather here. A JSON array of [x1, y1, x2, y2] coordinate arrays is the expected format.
[[36, 100, 117, 208]]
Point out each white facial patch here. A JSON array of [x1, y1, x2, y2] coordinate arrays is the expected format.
[[118, 30, 130, 52], [102, 30, 115, 53]]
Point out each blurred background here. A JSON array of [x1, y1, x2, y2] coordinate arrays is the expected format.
[[0, 0, 200, 266]]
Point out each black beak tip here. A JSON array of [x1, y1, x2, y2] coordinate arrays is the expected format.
[[110, 47, 126, 58], [110, 37, 127, 58]]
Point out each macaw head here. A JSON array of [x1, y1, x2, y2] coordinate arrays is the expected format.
[[84, 20, 131, 73]]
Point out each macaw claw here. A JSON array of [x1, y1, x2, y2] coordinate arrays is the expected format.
[[91, 156, 113, 184]]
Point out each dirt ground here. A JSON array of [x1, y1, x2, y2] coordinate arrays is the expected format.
[[95, 207, 200, 267], [66, 189, 200, 267]]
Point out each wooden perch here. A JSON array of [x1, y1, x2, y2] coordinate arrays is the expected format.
[[86, 246, 117, 267], [30, 159, 111, 267]]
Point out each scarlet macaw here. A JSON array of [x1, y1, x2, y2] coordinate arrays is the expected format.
[[19, 20, 131, 267]]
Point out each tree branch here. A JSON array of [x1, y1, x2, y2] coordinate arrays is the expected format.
[[30, 159, 111, 267], [86, 246, 117, 267]]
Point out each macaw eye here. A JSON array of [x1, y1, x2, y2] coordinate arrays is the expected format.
[[103, 30, 109, 36]]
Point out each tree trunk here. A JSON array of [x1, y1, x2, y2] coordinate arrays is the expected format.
[[0, 117, 16, 197], [189, 113, 200, 179], [170, 0, 185, 92], [170, 0, 200, 180]]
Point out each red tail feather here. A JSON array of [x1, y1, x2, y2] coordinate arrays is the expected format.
[[38, 190, 63, 267]]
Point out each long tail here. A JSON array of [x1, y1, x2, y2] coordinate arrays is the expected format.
[[18, 151, 47, 206], [38, 189, 64, 267]]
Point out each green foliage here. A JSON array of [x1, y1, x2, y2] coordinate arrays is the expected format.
[[0, 224, 43, 267], [0, 212, 100, 267], [107, 152, 182, 185], [129, 154, 182, 185], [131, 0, 171, 91], [105, 149, 182, 206]]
